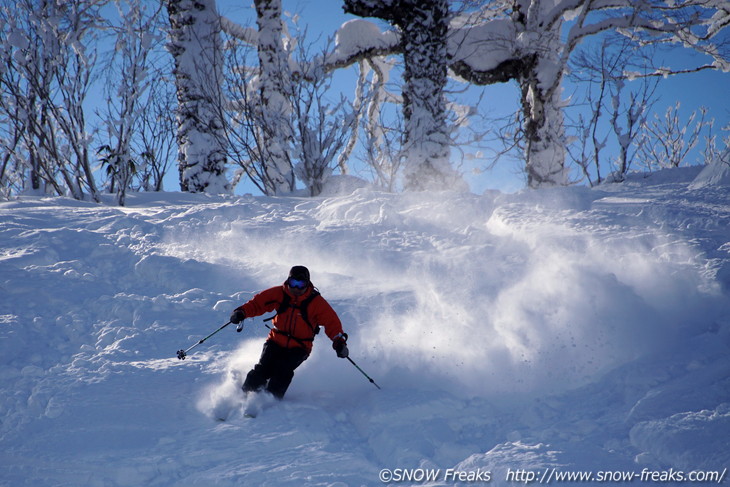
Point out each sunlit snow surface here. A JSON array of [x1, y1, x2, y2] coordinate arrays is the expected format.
[[1, 166, 728, 486]]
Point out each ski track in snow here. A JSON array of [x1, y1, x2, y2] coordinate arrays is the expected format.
[[1, 166, 729, 486]]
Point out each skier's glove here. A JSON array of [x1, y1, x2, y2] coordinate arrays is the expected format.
[[333, 333, 349, 359], [230, 308, 246, 324]]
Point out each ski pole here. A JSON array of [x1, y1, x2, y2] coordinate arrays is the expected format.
[[347, 357, 381, 389], [176, 321, 233, 360]]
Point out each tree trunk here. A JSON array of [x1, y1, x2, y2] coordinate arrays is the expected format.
[[254, 0, 295, 195], [518, 55, 568, 189], [511, 1, 567, 189], [344, 0, 464, 191], [166, 0, 229, 193]]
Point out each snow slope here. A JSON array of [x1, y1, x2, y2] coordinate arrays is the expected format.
[[1, 166, 729, 486]]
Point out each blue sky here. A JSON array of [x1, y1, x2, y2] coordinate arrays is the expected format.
[[210, 1, 730, 194]]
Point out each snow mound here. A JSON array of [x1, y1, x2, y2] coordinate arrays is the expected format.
[[689, 159, 730, 189], [318, 174, 371, 197]]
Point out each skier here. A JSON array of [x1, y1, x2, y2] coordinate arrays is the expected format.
[[229, 265, 349, 399]]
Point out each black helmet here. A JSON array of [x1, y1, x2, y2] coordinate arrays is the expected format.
[[288, 265, 310, 282]]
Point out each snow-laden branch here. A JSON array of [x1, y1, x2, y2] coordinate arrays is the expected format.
[[546, 0, 634, 31], [626, 64, 723, 79], [448, 18, 517, 76], [324, 19, 400, 71], [220, 16, 258, 45], [219, 15, 400, 78]]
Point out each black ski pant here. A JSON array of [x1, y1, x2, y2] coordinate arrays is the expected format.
[[242, 340, 309, 399]]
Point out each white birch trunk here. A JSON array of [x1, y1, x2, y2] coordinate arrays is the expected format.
[[513, 0, 568, 188], [344, 0, 465, 192], [166, 0, 229, 193], [254, 0, 295, 195]]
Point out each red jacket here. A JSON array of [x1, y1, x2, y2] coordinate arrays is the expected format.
[[236, 284, 344, 353]]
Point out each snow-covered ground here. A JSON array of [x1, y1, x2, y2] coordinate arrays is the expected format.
[[1, 165, 729, 486]]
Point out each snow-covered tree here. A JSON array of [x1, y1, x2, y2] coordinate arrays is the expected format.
[[568, 36, 658, 185], [251, 0, 296, 194], [166, 0, 229, 193], [357, 57, 404, 192], [218, 25, 300, 196], [449, 0, 730, 188], [99, 0, 165, 205], [218, 40, 276, 195], [220, 2, 364, 195], [0, 0, 103, 200], [324, 20, 402, 190], [135, 76, 178, 192], [637, 103, 713, 171], [343, 0, 466, 191], [290, 40, 363, 196]]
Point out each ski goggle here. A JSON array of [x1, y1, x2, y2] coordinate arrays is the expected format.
[[288, 277, 308, 289]]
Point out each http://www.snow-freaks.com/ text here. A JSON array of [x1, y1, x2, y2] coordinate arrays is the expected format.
[[378, 466, 727, 484]]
